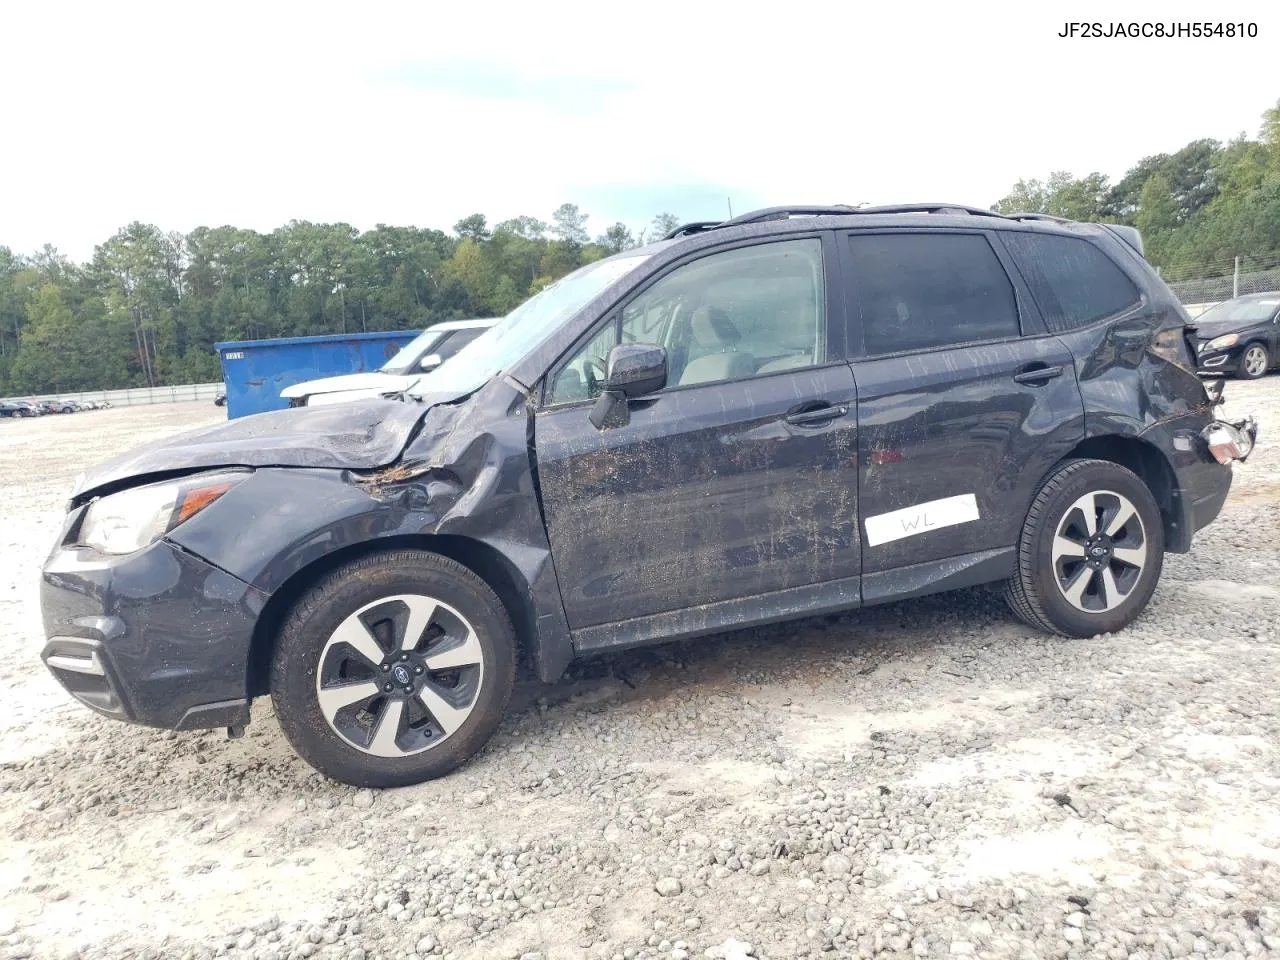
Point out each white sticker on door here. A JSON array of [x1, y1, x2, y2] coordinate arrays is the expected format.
[[864, 493, 980, 547]]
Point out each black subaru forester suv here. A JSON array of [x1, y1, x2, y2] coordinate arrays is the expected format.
[[40, 204, 1258, 787]]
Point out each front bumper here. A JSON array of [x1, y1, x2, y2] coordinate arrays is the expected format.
[[1195, 342, 1246, 374], [41, 531, 268, 730]]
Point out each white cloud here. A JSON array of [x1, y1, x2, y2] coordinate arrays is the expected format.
[[1, 0, 1275, 259]]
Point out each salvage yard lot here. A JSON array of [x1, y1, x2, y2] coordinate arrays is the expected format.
[[1, 385, 1278, 960]]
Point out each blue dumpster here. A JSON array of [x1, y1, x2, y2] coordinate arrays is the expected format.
[[215, 330, 421, 419]]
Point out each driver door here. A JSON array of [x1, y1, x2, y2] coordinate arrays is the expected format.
[[532, 236, 862, 638]]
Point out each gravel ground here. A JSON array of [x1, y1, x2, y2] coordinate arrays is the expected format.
[[1, 383, 1278, 960]]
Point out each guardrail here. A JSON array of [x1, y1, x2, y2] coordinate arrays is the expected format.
[[2, 382, 223, 408]]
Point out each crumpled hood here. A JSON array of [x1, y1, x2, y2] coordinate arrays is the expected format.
[[70, 394, 463, 501]]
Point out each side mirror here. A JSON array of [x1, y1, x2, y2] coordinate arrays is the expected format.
[[605, 342, 667, 398], [419, 353, 443, 372], [589, 343, 667, 430]]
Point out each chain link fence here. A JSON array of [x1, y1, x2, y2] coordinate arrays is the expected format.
[[2, 382, 222, 408], [1162, 256, 1280, 315]]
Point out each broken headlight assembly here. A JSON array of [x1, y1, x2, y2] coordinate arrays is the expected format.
[[76, 470, 250, 555]]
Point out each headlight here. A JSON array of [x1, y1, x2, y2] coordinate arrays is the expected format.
[[77, 471, 249, 555], [1205, 333, 1239, 352]]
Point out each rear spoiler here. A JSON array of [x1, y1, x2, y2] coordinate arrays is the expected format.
[[1101, 223, 1144, 258]]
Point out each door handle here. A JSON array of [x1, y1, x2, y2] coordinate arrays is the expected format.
[[1012, 364, 1064, 385], [784, 403, 849, 426]]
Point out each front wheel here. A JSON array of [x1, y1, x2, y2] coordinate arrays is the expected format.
[[270, 550, 516, 788], [1238, 342, 1269, 380], [1004, 459, 1164, 637]]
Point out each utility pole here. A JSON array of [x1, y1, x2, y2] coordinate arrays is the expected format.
[[1233, 256, 1240, 299], [727, 198, 733, 218]]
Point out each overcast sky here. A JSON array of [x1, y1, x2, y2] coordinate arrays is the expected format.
[[1, 0, 1275, 261]]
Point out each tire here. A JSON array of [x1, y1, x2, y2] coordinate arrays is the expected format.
[[1004, 459, 1164, 637], [270, 550, 516, 788], [1237, 342, 1269, 380]]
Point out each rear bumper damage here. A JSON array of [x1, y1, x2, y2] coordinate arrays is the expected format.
[[1201, 417, 1258, 465]]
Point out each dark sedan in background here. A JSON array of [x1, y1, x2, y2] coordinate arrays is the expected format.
[[1194, 292, 1280, 379]]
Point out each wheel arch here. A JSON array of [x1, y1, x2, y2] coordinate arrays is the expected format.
[[1041, 433, 1186, 552], [246, 534, 540, 698]]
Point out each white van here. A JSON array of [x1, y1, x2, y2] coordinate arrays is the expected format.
[[280, 318, 497, 408]]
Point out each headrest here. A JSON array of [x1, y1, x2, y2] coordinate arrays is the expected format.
[[690, 306, 740, 346]]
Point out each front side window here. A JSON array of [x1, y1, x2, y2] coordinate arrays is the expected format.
[[1003, 232, 1141, 333], [547, 238, 826, 405], [847, 233, 1020, 356]]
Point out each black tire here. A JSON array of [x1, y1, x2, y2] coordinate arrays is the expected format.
[[1004, 459, 1164, 637], [270, 550, 516, 788], [1237, 342, 1269, 380]]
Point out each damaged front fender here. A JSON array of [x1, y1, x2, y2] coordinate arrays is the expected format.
[[165, 379, 576, 684]]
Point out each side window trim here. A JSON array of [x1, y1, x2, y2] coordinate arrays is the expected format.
[[539, 233, 839, 409], [985, 231, 1050, 337], [841, 228, 1029, 362]]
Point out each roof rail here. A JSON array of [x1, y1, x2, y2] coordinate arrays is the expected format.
[[661, 221, 722, 241], [660, 202, 1017, 243], [854, 203, 1009, 219], [1006, 212, 1073, 223], [716, 205, 863, 228]]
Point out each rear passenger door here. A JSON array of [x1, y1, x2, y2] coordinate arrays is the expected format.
[[841, 230, 1085, 589]]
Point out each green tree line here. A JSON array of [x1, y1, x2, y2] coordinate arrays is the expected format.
[[992, 98, 1280, 278], [0, 206, 681, 395], [5, 97, 1278, 396]]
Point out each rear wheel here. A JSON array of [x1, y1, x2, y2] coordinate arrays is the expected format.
[[1238, 342, 1269, 380], [1004, 459, 1164, 637], [270, 550, 516, 787]]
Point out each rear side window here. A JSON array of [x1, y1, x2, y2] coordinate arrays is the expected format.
[[1004, 232, 1141, 332], [846, 233, 1020, 355]]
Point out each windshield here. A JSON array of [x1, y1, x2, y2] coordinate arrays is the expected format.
[[380, 328, 446, 375], [408, 253, 653, 396], [1195, 298, 1280, 326]]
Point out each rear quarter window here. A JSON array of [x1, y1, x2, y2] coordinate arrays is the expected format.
[[1004, 232, 1141, 333]]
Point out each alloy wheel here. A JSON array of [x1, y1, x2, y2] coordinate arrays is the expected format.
[[1051, 489, 1148, 613], [1243, 345, 1267, 377], [315, 594, 484, 757]]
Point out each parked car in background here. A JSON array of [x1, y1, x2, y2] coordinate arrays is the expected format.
[[0, 400, 27, 418], [1193, 291, 1280, 379], [39, 203, 1257, 788], [8, 400, 44, 417], [42, 399, 78, 414], [279, 318, 497, 408]]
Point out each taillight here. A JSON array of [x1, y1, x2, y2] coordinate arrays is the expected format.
[[1150, 327, 1197, 374]]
